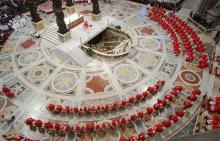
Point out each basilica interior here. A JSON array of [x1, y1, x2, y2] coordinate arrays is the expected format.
[[0, 0, 220, 141]]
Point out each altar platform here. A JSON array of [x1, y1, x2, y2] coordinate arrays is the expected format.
[[55, 15, 117, 65], [64, 13, 84, 29]]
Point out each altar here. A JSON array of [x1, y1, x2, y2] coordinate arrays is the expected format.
[[54, 16, 117, 65], [64, 13, 84, 29], [56, 16, 115, 52]]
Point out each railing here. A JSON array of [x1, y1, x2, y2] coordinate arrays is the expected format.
[[169, 128, 220, 141]]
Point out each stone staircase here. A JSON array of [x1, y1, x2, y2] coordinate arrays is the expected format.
[[68, 47, 92, 66], [41, 27, 60, 44]]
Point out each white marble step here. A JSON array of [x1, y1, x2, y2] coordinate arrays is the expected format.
[[41, 34, 59, 44], [47, 27, 59, 34], [41, 27, 59, 44], [68, 47, 91, 66]]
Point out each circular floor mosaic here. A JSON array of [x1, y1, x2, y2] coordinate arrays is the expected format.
[[18, 51, 41, 66], [51, 71, 78, 93], [140, 38, 161, 50], [0, 0, 213, 141], [114, 64, 140, 83], [27, 66, 48, 82], [179, 70, 201, 86]]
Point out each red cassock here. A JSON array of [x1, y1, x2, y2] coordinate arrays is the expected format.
[[105, 104, 112, 111], [199, 57, 208, 63], [162, 120, 172, 127], [168, 114, 179, 123], [54, 123, 61, 130], [164, 95, 174, 101], [170, 90, 178, 97], [119, 137, 127, 141], [147, 86, 156, 94], [153, 103, 161, 110], [208, 105, 220, 112], [198, 62, 208, 69], [191, 89, 201, 95], [120, 116, 129, 125], [113, 102, 119, 109], [90, 106, 96, 113], [128, 136, 137, 141], [62, 124, 70, 132], [128, 97, 136, 103], [95, 123, 101, 130], [2, 85, 10, 93], [25, 118, 34, 125], [174, 49, 181, 55], [79, 107, 84, 113], [146, 107, 154, 115], [112, 120, 119, 127], [138, 111, 145, 118], [102, 122, 110, 129], [65, 106, 70, 113], [187, 95, 197, 101], [136, 94, 143, 101], [15, 136, 24, 141], [73, 107, 79, 113], [147, 128, 156, 137], [210, 97, 220, 103], [174, 86, 183, 92], [56, 105, 63, 112], [90, 123, 95, 131], [197, 47, 206, 53], [6, 91, 14, 98], [157, 80, 165, 85], [83, 107, 89, 112], [142, 91, 149, 98], [175, 109, 185, 117], [85, 123, 91, 131], [35, 120, 43, 127], [130, 114, 137, 121], [158, 99, 167, 106], [138, 132, 146, 140], [200, 54, 208, 59], [83, 21, 89, 28], [185, 55, 194, 62], [47, 104, 55, 111], [183, 100, 192, 108], [206, 119, 219, 125], [155, 123, 164, 132], [154, 83, 161, 90], [72, 124, 80, 131], [121, 101, 127, 107], [206, 114, 220, 120], [44, 122, 52, 129]]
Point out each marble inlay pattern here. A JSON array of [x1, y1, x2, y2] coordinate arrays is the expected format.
[[0, 0, 214, 140]]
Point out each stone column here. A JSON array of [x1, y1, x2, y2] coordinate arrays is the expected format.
[[207, 0, 220, 26], [52, 0, 71, 42], [25, 0, 44, 31], [66, 0, 75, 14], [191, 0, 217, 17], [92, 0, 101, 21]]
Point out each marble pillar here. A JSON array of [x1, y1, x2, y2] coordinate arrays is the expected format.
[[207, 0, 220, 26]]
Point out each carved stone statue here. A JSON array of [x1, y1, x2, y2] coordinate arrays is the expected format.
[[66, 0, 74, 7], [25, 0, 42, 22], [52, 0, 69, 34], [92, 0, 101, 15]]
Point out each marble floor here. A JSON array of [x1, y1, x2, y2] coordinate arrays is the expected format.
[[0, 0, 219, 141]]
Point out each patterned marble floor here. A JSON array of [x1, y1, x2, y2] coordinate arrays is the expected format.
[[0, 0, 218, 141]]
